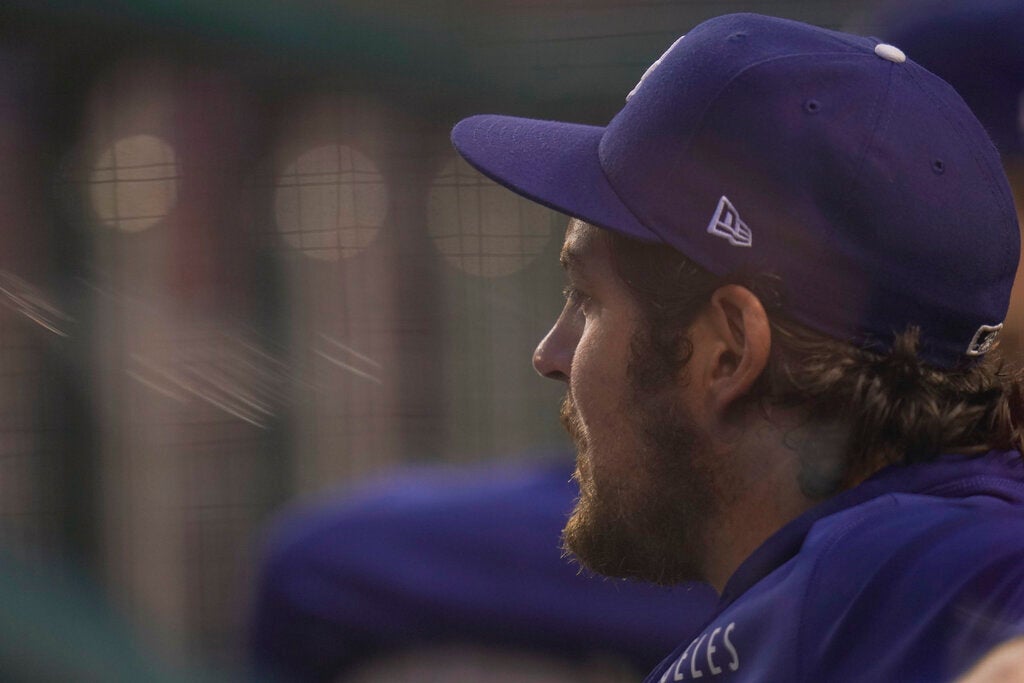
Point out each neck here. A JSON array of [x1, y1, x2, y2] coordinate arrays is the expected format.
[[700, 414, 848, 593]]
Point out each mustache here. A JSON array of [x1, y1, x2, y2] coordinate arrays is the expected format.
[[559, 393, 590, 488], [559, 394, 583, 441]]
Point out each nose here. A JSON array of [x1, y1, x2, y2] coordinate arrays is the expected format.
[[532, 308, 577, 382]]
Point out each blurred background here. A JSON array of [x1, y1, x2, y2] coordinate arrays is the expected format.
[[0, 0, 984, 677]]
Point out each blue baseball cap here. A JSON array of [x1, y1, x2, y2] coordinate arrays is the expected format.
[[451, 13, 1020, 368], [875, 0, 1024, 158]]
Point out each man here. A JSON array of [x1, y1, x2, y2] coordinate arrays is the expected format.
[[452, 12, 1024, 682]]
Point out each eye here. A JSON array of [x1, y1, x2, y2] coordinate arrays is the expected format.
[[562, 285, 593, 312]]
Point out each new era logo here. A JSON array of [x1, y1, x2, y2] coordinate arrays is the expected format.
[[966, 323, 1002, 357], [707, 196, 752, 247]]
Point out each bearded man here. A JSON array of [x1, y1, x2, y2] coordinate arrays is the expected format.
[[453, 12, 1024, 682]]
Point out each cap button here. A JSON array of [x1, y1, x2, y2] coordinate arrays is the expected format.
[[874, 43, 906, 63]]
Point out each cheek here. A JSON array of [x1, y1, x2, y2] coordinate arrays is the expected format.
[[569, 322, 631, 432], [568, 329, 602, 405]]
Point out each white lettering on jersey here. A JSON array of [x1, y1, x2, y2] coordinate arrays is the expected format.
[[706, 627, 723, 675], [724, 622, 740, 671], [690, 634, 707, 678], [661, 621, 740, 680], [667, 638, 697, 682]]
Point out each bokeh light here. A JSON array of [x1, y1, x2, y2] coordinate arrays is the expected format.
[[274, 144, 387, 261], [428, 155, 555, 278], [89, 134, 180, 233]]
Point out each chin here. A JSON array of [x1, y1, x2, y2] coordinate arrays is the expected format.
[[561, 468, 707, 586]]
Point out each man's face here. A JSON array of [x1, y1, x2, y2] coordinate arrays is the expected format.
[[533, 220, 720, 585]]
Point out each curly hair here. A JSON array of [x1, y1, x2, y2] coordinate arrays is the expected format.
[[603, 228, 1024, 495]]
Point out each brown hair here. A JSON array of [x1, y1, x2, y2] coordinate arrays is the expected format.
[[604, 229, 1024, 493]]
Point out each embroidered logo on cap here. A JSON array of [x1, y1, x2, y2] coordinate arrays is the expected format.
[[627, 35, 685, 102], [707, 196, 752, 247], [966, 323, 1003, 357]]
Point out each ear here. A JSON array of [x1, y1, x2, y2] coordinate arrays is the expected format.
[[700, 284, 771, 417]]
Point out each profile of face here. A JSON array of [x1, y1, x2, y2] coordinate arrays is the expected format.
[[533, 220, 721, 586]]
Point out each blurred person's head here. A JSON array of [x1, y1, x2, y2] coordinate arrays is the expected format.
[[453, 13, 1023, 589]]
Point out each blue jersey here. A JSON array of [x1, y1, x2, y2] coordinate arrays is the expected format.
[[646, 450, 1024, 682]]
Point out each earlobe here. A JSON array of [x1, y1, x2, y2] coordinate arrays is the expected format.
[[705, 285, 771, 416]]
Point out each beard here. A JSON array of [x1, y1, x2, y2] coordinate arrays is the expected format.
[[560, 342, 722, 586]]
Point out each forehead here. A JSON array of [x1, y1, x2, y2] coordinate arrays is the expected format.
[[560, 219, 604, 271]]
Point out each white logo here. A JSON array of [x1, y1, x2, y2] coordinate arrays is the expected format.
[[966, 323, 1002, 357], [627, 35, 685, 102], [707, 196, 752, 247]]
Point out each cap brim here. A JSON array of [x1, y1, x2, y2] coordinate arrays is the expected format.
[[451, 114, 662, 243]]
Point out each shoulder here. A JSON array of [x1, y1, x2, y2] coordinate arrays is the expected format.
[[249, 457, 578, 606], [806, 489, 1024, 565], [805, 490, 1024, 590], [800, 492, 1024, 680]]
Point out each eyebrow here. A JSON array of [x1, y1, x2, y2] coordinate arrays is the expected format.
[[560, 247, 594, 287], [559, 226, 597, 275]]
